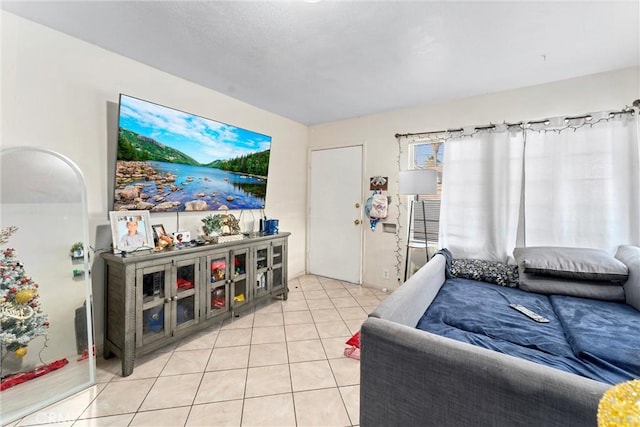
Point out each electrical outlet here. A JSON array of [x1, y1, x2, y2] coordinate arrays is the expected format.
[[383, 269, 389, 279]]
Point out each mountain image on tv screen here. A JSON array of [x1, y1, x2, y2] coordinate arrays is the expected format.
[[114, 94, 272, 212]]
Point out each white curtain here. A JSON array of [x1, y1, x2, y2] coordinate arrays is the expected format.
[[439, 125, 524, 261], [439, 110, 639, 260], [524, 113, 640, 253]]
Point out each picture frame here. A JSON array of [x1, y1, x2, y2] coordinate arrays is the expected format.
[[109, 210, 154, 254], [172, 231, 191, 244], [152, 224, 167, 243]]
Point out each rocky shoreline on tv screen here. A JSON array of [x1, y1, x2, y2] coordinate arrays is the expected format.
[[113, 160, 267, 212]]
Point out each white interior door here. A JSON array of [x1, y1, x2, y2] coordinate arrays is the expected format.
[[309, 146, 363, 283]]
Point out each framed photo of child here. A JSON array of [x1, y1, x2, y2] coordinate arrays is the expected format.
[[109, 210, 153, 254]]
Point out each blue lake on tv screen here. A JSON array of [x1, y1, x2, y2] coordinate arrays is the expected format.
[[116, 161, 266, 212]]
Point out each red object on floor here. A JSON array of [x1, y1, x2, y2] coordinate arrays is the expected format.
[[344, 347, 361, 360], [344, 331, 361, 360], [346, 331, 360, 348], [1, 358, 69, 391]]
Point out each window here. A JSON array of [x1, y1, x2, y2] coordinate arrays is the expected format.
[[408, 141, 444, 246], [409, 140, 443, 198]]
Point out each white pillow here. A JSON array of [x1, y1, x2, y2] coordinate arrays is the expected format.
[[513, 246, 628, 282]]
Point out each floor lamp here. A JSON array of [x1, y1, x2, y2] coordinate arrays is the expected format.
[[398, 169, 438, 282]]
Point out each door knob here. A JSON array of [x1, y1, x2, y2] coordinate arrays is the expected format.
[[355, 203, 360, 208], [354, 219, 361, 225]]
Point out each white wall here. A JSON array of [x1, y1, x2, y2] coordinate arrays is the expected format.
[[309, 66, 639, 289], [1, 11, 308, 350]]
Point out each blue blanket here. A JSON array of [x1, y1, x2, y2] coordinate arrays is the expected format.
[[416, 278, 639, 384]]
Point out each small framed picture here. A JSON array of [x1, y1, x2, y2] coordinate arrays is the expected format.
[[172, 231, 191, 244], [109, 210, 154, 254], [152, 224, 167, 243]]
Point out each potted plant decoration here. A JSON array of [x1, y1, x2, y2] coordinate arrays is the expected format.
[[201, 214, 241, 237], [201, 214, 224, 237]]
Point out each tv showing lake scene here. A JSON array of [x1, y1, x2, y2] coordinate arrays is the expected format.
[[114, 94, 272, 212]]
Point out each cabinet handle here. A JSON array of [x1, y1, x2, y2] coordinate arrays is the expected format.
[[164, 297, 171, 304], [172, 296, 178, 301]]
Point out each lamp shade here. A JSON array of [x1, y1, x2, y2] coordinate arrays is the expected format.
[[398, 169, 437, 195]]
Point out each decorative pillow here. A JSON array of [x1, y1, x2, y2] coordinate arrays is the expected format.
[[450, 259, 519, 287], [615, 245, 640, 311], [513, 246, 628, 282], [518, 269, 626, 301]]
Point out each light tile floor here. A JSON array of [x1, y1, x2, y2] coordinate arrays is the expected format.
[[11, 275, 389, 427]]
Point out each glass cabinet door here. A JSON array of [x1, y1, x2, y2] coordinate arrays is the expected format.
[[174, 259, 199, 331], [206, 253, 230, 319], [254, 243, 270, 299], [231, 248, 249, 310], [138, 265, 170, 347], [270, 241, 285, 292]]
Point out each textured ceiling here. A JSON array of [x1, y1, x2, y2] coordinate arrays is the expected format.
[[2, 1, 639, 125]]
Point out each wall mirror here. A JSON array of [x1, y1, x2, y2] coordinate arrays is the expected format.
[[0, 147, 95, 425]]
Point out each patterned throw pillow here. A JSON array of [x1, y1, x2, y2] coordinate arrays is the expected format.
[[450, 259, 519, 287]]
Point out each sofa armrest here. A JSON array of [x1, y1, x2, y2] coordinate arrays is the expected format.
[[369, 254, 446, 327], [360, 317, 608, 427]]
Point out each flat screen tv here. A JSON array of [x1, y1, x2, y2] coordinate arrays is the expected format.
[[113, 94, 272, 212]]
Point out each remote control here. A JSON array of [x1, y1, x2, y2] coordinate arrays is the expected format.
[[509, 304, 550, 323]]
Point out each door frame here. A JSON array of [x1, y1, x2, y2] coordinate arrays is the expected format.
[[306, 143, 365, 284]]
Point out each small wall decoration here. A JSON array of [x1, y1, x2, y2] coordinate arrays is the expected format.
[[365, 190, 389, 231], [109, 210, 154, 254], [370, 176, 388, 191]]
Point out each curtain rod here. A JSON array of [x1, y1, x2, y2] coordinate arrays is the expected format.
[[395, 99, 639, 140]]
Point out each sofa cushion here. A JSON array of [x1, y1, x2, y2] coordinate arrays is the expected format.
[[450, 258, 519, 287], [513, 246, 628, 282], [417, 277, 636, 384], [518, 269, 626, 301], [550, 294, 640, 376], [615, 245, 640, 311]]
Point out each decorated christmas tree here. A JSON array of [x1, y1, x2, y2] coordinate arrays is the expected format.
[[0, 226, 49, 361]]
